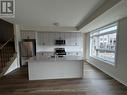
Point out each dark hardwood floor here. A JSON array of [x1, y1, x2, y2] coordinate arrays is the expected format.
[[0, 62, 127, 95]]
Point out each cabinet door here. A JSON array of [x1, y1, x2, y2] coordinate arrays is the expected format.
[[76, 33, 82, 46], [21, 31, 35, 39], [56, 32, 61, 40], [59, 32, 65, 40], [65, 32, 71, 46], [37, 32, 43, 45], [37, 32, 47, 46], [71, 32, 78, 46], [43, 32, 48, 46], [48, 32, 55, 45], [64, 32, 68, 45], [65, 32, 78, 46], [54, 32, 58, 40], [65, 32, 77, 46]]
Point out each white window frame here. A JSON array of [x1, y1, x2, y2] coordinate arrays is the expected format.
[[89, 23, 118, 65]]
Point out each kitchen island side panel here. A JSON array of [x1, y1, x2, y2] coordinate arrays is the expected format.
[[28, 60, 83, 80]]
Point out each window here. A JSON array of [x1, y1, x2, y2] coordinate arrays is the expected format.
[[90, 23, 117, 64]]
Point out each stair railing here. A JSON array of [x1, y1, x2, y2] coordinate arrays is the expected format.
[[0, 37, 16, 72]]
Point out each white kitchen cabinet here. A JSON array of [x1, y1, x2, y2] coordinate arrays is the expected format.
[[76, 33, 82, 46], [37, 32, 46, 46], [64, 32, 71, 46], [54, 32, 65, 40], [64, 32, 81, 46], [67, 52, 79, 56], [73, 32, 78, 46], [54, 32, 59, 40], [48, 32, 55, 45], [21, 31, 36, 39], [70, 32, 78, 46], [36, 32, 82, 46], [28, 55, 83, 80], [59, 32, 65, 40]]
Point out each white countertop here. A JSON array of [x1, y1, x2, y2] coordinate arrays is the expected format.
[[29, 55, 84, 62]]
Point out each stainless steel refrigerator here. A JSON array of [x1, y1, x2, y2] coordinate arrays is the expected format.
[[19, 39, 36, 66]]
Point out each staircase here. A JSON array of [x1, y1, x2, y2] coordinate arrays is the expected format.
[[0, 40, 16, 75]]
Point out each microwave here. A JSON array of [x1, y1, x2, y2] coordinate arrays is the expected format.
[[55, 40, 65, 45]]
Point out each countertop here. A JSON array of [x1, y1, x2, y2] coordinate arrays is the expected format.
[[28, 55, 84, 62]]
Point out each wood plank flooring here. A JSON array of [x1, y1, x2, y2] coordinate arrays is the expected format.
[[0, 62, 127, 95]]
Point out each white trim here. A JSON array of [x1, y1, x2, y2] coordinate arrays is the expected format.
[[89, 56, 115, 66], [89, 23, 118, 65]]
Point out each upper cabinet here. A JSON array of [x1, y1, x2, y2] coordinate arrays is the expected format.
[[64, 32, 82, 46], [64, 32, 71, 46], [21, 31, 83, 46], [37, 32, 83, 46], [21, 31, 36, 39], [76, 33, 83, 46]]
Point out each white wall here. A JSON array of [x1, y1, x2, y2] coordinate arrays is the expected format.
[[85, 17, 127, 86], [14, 25, 21, 68]]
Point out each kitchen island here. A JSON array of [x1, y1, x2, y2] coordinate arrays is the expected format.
[[28, 55, 84, 80]]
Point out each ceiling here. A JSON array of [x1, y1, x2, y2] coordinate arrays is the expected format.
[[2, 0, 127, 33], [80, 0, 127, 32], [2, 0, 105, 26]]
